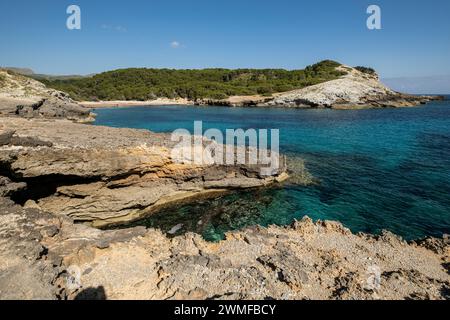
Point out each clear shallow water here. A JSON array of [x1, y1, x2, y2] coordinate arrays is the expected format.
[[94, 99, 450, 241]]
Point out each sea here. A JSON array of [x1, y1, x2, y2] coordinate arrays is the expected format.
[[94, 97, 450, 241]]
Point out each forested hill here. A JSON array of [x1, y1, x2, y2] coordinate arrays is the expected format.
[[39, 60, 346, 101]]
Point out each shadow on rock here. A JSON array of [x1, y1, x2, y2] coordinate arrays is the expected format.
[[74, 286, 107, 300]]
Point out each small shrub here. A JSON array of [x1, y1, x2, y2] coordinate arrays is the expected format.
[[355, 66, 376, 75]]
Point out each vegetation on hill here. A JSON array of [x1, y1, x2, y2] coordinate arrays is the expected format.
[[355, 66, 376, 75], [40, 60, 346, 101]]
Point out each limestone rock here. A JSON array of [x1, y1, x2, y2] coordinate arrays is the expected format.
[[266, 66, 443, 109], [0, 197, 448, 300], [0, 117, 287, 226], [0, 130, 15, 146], [0, 69, 94, 122], [0, 176, 26, 197]]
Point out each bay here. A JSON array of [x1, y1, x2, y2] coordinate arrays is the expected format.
[[94, 98, 450, 241]]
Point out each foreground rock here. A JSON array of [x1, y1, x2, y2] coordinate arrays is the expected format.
[[0, 196, 448, 300], [0, 69, 94, 122], [0, 117, 287, 227]]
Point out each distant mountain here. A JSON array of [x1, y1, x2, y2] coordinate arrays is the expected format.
[[1, 66, 92, 81], [2, 67, 35, 75], [31, 73, 91, 81], [382, 75, 450, 95]]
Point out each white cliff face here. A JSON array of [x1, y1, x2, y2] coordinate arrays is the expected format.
[[267, 66, 424, 109]]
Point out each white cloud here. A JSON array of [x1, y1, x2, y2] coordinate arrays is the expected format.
[[101, 24, 127, 33], [115, 26, 127, 32], [170, 41, 180, 49]]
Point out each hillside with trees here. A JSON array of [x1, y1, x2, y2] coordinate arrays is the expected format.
[[40, 60, 346, 101]]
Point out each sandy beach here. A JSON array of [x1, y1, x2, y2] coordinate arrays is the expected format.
[[80, 95, 278, 108], [80, 97, 194, 108]]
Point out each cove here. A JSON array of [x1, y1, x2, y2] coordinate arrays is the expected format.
[[94, 98, 450, 241]]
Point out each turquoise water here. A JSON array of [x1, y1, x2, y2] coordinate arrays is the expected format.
[[94, 99, 450, 241]]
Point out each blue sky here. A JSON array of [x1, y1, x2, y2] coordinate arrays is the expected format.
[[1, 0, 449, 78]]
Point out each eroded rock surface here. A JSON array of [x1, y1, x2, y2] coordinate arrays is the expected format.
[[0, 117, 287, 226], [0, 197, 448, 300]]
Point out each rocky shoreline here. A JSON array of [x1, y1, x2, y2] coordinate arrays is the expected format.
[[0, 117, 287, 227], [0, 195, 448, 300], [0, 67, 449, 300], [0, 116, 448, 300]]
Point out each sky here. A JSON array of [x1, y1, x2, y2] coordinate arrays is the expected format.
[[0, 0, 450, 81], [383, 76, 450, 94]]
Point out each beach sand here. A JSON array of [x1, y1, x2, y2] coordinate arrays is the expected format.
[[80, 97, 194, 108]]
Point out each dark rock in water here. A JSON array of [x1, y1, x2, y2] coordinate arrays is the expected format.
[[168, 223, 184, 235]]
